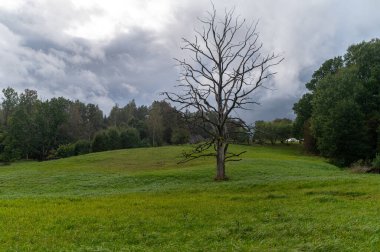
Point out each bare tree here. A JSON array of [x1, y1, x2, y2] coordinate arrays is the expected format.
[[163, 6, 283, 180]]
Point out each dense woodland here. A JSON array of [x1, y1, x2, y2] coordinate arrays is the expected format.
[[0, 90, 249, 162], [293, 39, 380, 166], [0, 91, 187, 161], [0, 86, 296, 163]]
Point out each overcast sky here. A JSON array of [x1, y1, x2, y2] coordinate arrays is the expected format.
[[0, 0, 379, 122]]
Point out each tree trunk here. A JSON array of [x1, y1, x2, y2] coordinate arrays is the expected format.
[[215, 141, 227, 180]]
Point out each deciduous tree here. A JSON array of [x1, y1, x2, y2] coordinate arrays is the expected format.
[[163, 6, 282, 180]]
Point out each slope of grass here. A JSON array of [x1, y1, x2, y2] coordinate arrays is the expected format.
[[1, 144, 380, 251]]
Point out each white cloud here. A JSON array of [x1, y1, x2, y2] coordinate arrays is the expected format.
[[0, 0, 24, 11], [123, 83, 139, 95], [65, 0, 179, 40]]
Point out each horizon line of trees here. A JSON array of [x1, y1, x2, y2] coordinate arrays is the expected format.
[[252, 118, 294, 145], [0, 88, 251, 162]]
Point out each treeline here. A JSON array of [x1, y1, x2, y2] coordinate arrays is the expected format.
[[0, 88, 189, 161], [293, 39, 380, 166], [0, 88, 249, 162], [0, 88, 104, 161], [252, 118, 294, 144]]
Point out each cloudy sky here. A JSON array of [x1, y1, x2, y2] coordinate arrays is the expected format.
[[0, 0, 379, 122]]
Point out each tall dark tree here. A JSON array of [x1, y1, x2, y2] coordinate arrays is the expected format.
[[293, 57, 343, 152], [1, 87, 19, 127], [163, 7, 282, 180], [8, 89, 38, 159], [294, 38, 380, 165], [63, 100, 87, 142], [85, 103, 104, 139], [34, 97, 70, 160], [146, 101, 164, 147]]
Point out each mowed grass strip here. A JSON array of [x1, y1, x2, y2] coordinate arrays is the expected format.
[[1, 145, 380, 251]]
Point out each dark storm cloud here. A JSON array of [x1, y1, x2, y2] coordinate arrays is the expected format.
[[239, 95, 298, 122], [0, 1, 110, 107], [0, 0, 379, 120], [96, 29, 177, 103], [0, 2, 176, 113], [225, 0, 380, 122]]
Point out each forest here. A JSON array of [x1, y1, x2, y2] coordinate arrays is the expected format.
[[0, 90, 182, 161], [0, 89, 249, 162]]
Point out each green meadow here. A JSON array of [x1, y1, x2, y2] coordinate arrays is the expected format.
[[1, 145, 380, 251]]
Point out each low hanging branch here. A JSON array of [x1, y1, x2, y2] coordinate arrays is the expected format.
[[163, 6, 283, 180]]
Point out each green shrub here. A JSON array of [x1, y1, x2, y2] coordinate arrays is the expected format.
[[0, 145, 20, 163], [74, 140, 91, 155], [46, 149, 57, 160], [56, 143, 76, 158], [171, 128, 189, 144], [92, 131, 110, 152], [120, 128, 140, 148], [139, 138, 150, 147], [107, 128, 121, 150]]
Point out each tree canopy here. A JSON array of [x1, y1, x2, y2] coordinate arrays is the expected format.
[[293, 39, 380, 166]]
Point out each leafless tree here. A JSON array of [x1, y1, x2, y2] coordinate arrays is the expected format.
[[163, 6, 283, 180]]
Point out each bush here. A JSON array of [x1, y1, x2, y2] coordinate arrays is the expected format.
[[46, 149, 58, 160], [0, 145, 19, 163], [56, 143, 76, 158], [120, 128, 140, 148], [107, 127, 121, 150], [171, 128, 189, 144], [138, 138, 150, 147], [92, 131, 110, 152], [74, 140, 91, 155]]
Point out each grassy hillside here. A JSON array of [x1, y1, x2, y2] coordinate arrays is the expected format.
[[1, 145, 380, 251]]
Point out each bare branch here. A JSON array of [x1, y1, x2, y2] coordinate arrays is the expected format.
[[162, 5, 283, 179], [178, 140, 216, 164]]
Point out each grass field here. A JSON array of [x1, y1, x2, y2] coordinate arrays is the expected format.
[[1, 144, 380, 251]]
